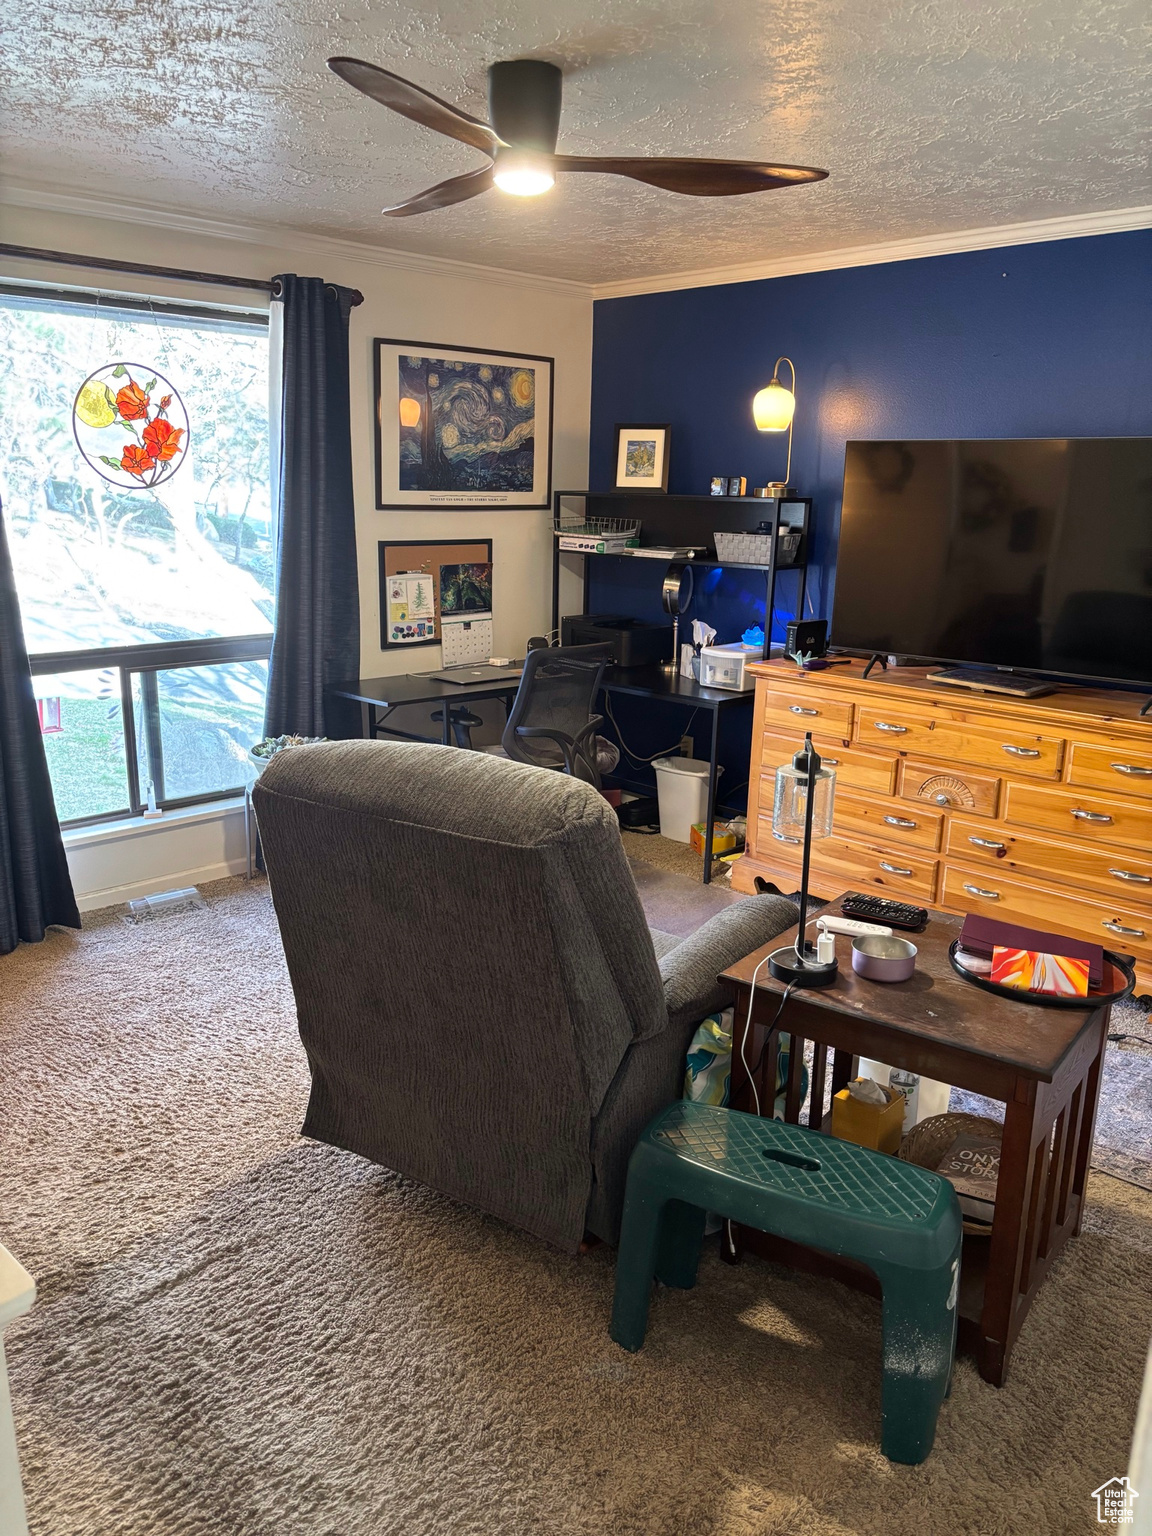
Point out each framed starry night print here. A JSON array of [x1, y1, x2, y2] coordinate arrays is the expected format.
[[374, 337, 553, 510]]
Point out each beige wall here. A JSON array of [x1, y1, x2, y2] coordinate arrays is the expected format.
[[0, 198, 593, 675], [0, 197, 592, 902]]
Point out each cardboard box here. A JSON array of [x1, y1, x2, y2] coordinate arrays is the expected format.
[[556, 535, 639, 553], [689, 822, 740, 856], [831, 1081, 905, 1155]]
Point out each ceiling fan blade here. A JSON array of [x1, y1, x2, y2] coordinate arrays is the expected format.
[[555, 156, 828, 196], [382, 166, 496, 217], [328, 57, 499, 156]]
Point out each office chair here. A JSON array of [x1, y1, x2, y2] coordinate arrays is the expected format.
[[430, 704, 484, 749], [500, 643, 613, 787]]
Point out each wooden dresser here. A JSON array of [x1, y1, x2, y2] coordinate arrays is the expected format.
[[731, 658, 1152, 997]]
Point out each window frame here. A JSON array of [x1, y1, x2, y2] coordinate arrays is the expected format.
[[4, 284, 275, 829], [30, 636, 274, 829]]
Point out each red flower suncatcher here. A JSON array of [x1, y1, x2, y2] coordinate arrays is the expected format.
[[73, 362, 189, 489]]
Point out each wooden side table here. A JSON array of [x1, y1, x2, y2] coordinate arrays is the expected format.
[[721, 895, 1117, 1387]]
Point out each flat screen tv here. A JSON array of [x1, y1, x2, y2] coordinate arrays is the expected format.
[[831, 437, 1152, 691]]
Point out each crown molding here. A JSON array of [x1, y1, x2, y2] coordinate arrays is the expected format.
[[590, 203, 1152, 300], [0, 180, 593, 300], [5, 180, 1149, 305]]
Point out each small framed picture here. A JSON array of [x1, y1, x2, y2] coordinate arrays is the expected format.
[[614, 424, 670, 493]]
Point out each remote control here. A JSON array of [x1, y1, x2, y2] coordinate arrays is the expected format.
[[816, 915, 893, 938], [840, 893, 929, 932]]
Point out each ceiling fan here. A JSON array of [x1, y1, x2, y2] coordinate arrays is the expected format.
[[327, 56, 828, 216]]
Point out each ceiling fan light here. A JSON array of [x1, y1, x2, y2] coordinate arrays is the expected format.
[[492, 148, 555, 197], [752, 378, 796, 432]]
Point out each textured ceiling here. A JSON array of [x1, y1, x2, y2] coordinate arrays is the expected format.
[[3, 0, 1150, 284]]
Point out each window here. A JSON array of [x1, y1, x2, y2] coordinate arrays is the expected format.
[[0, 286, 274, 825]]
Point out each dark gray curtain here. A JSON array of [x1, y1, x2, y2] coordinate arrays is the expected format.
[[0, 502, 80, 954], [264, 275, 363, 740]]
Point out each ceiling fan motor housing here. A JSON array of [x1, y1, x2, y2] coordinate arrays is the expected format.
[[487, 59, 563, 153]]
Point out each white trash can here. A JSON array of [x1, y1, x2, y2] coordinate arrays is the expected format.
[[652, 756, 713, 842]]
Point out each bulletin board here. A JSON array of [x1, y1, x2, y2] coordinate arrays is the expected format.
[[378, 538, 493, 649]]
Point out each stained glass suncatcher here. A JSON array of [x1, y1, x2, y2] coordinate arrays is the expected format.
[[73, 362, 188, 489]]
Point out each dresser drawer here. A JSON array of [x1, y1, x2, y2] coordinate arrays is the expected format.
[[1004, 781, 1152, 852], [835, 792, 944, 851], [855, 707, 1062, 778], [898, 761, 1000, 817], [814, 838, 938, 902], [946, 817, 1152, 905], [1067, 741, 1152, 795], [942, 865, 1152, 962], [754, 824, 938, 901], [761, 690, 854, 739], [761, 733, 896, 796]]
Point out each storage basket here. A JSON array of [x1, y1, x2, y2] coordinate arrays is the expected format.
[[713, 530, 773, 565], [898, 1111, 1002, 1235], [714, 527, 802, 566]]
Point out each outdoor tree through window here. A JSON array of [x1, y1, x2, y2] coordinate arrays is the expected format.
[[0, 287, 274, 823]]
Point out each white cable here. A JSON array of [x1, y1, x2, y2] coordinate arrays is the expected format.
[[739, 969, 801, 1118], [739, 954, 775, 1118]]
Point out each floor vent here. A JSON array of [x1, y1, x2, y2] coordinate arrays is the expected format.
[[123, 887, 207, 924]]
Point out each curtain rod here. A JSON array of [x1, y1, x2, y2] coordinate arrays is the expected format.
[[0, 243, 364, 304]]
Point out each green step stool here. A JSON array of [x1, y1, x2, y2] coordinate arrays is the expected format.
[[610, 1100, 962, 1464]]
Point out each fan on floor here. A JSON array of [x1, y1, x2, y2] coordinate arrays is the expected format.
[[327, 56, 828, 215]]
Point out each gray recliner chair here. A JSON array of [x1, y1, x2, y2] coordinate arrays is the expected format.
[[254, 740, 797, 1252]]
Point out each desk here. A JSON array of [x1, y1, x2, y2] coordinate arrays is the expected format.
[[722, 893, 1114, 1387], [601, 666, 754, 884], [330, 671, 523, 746], [330, 665, 753, 884]]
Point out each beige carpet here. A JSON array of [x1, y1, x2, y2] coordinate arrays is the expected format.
[[621, 829, 730, 880], [1, 879, 1149, 1536]]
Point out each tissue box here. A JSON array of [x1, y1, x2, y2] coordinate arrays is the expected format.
[[831, 1081, 905, 1155], [698, 641, 758, 691]]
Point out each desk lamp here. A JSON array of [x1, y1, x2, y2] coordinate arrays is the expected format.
[[767, 732, 838, 986], [752, 356, 797, 496]]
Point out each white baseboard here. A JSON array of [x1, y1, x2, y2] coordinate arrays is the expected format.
[[75, 857, 251, 914], [64, 798, 251, 913]]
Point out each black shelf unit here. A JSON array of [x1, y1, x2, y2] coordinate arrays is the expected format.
[[551, 489, 810, 651]]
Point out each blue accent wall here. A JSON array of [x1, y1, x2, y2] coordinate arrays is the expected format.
[[590, 230, 1152, 626]]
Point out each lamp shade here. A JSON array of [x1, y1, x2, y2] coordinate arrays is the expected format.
[[773, 757, 835, 840], [752, 378, 796, 432]]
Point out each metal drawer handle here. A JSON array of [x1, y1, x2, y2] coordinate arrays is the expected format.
[[773, 832, 801, 844], [1071, 809, 1113, 823], [822, 757, 840, 766], [1103, 920, 1145, 938], [879, 860, 913, 876], [883, 815, 917, 829], [790, 705, 819, 715], [1110, 868, 1152, 884], [1112, 763, 1152, 776], [963, 883, 1000, 899], [969, 835, 1006, 851], [874, 721, 908, 733], [1003, 744, 1041, 758]]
